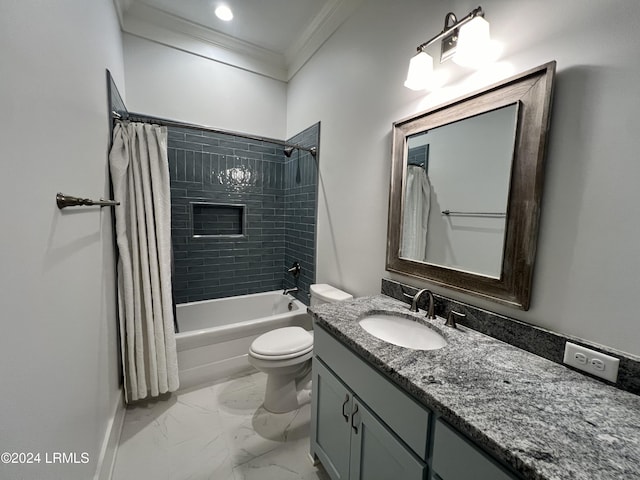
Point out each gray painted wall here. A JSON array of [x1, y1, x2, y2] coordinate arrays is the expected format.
[[0, 1, 125, 478], [287, 0, 640, 356]]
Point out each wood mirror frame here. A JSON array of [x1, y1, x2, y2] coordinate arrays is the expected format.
[[386, 61, 556, 310]]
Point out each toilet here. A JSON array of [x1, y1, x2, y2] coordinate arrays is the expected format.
[[248, 284, 352, 413]]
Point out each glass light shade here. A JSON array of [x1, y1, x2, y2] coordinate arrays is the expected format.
[[404, 52, 434, 91], [453, 16, 491, 68]]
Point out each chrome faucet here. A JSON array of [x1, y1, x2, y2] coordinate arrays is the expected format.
[[283, 287, 299, 295], [409, 289, 436, 319]]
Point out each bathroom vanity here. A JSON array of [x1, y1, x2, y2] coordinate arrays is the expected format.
[[308, 295, 640, 480], [312, 324, 515, 479]]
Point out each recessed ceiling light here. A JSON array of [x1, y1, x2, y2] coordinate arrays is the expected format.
[[215, 5, 233, 21]]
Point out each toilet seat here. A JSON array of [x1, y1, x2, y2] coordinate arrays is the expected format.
[[250, 344, 313, 361], [249, 326, 313, 361]]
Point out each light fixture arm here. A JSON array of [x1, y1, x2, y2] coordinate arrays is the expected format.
[[444, 12, 458, 30], [415, 6, 484, 53]]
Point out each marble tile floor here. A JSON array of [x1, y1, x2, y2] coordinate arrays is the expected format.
[[111, 372, 330, 480]]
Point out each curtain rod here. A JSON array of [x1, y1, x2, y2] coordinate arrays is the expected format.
[[112, 111, 317, 155]]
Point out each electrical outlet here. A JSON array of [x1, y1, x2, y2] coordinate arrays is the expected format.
[[563, 342, 619, 382]]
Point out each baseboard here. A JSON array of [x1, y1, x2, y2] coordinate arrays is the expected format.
[[93, 390, 126, 480]]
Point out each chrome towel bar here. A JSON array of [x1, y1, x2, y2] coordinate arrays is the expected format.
[[56, 193, 120, 209], [441, 210, 505, 217]]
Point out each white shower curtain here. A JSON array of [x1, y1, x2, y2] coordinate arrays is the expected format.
[[109, 122, 179, 402], [401, 165, 431, 261]]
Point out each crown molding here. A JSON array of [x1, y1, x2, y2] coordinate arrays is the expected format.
[[122, 2, 288, 81], [112, 0, 132, 29], [285, 0, 364, 79], [120, 0, 360, 82]]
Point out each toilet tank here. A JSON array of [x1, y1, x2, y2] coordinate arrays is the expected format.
[[310, 284, 353, 306]]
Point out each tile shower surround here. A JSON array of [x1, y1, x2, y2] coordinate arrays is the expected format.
[[282, 124, 319, 305], [169, 124, 318, 305], [382, 278, 640, 396]]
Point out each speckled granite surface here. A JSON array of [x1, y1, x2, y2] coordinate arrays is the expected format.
[[381, 278, 640, 395], [308, 295, 640, 480]]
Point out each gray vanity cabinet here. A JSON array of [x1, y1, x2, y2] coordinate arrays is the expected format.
[[311, 325, 428, 480], [349, 396, 425, 479], [312, 359, 426, 480], [432, 419, 516, 480], [312, 359, 352, 479], [311, 322, 522, 480]]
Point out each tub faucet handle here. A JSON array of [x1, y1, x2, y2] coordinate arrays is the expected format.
[[287, 262, 301, 278], [283, 287, 299, 295]]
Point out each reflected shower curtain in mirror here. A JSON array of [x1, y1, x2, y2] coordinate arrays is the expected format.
[[109, 122, 179, 402], [401, 165, 431, 261]]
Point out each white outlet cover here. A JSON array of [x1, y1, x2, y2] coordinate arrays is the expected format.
[[563, 342, 620, 383]]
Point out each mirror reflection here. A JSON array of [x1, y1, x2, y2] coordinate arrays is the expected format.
[[400, 104, 518, 278], [387, 62, 555, 309]]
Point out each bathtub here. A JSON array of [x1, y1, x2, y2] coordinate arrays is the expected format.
[[175, 290, 311, 390]]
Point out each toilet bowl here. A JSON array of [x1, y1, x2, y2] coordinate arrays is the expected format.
[[249, 326, 313, 413], [248, 284, 352, 413]]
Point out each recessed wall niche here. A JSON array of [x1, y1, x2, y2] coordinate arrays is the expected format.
[[191, 203, 245, 237]]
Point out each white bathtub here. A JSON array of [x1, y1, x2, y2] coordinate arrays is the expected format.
[[175, 290, 311, 390]]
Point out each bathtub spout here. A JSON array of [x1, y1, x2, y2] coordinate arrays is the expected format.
[[283, 287, 299, 295]]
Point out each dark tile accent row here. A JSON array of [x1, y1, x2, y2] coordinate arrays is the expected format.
[[381, 278, 640, 396]]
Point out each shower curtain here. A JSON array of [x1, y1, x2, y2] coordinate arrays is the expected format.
[[109, 122, 179, 402], [401, 165, 431, 261]]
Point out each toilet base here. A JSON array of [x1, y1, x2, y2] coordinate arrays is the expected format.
[[262, 364, 312, 414]]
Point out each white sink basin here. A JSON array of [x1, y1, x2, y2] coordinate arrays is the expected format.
[[358, 313, 447, 351]]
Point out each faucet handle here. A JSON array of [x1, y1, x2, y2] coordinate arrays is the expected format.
[[287, 262, 301, 277], [445, 311, 465, 329], [404, 292, 419, 312]]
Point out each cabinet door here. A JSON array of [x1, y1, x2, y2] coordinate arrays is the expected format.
[[349, 399, 426, 480], [314, 325, 431, 459], [311, 359, 353, 480], [432, 419, 518, 480]]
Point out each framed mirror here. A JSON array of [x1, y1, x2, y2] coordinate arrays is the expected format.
[[386, 62, 556, 310]]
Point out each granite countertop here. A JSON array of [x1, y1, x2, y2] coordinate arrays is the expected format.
[[308, 295, 640, 480]]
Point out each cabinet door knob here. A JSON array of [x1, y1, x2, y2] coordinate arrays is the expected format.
[[351, 403, 360, 434], [342, 394, 350, 422]]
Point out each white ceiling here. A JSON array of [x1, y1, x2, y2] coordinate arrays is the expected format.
[[116, 0, 362, 81], [133, 0, 327, 54]]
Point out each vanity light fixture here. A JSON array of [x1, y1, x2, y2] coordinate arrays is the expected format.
[[404, 6, 493, 90]]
